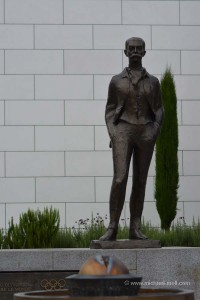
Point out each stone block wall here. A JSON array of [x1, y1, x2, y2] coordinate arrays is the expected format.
[[0, 0, 200, 229]]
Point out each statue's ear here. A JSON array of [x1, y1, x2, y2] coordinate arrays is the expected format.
[[124, 49, 128, 57], [142, 50, 146, 57]]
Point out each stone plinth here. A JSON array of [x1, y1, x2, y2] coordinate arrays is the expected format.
[[90, 239, 161, 249], [0, 248, 199, 300]]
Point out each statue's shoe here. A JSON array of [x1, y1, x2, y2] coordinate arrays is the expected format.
[[129, 228, 148, 240], [99, 228, 117, 241]]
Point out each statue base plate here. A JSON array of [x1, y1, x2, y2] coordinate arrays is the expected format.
[[90, 239, 161, 249]]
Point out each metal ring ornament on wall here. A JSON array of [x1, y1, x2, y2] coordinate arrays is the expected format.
[[40, 279, 66, 290]]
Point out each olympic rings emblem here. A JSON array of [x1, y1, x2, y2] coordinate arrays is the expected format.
[[40, 279, 66, 290]]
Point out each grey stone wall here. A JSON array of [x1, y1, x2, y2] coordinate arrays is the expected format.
[[0, 0, 200, 228], [0, 248, 199, 299]]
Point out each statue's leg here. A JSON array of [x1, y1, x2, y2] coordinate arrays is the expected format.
[[99, 122, 133, 241], [129, 130, 156, 240]]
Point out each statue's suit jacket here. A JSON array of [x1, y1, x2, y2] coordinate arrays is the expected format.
[[105, 67, 164, 137]]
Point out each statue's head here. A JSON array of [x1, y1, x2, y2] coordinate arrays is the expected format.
[[124, 37, 146, 60]]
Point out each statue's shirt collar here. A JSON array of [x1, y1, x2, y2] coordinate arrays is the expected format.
[[121, 67, 150, 79]]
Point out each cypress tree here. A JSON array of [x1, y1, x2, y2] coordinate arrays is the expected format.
[[155, 68, 179, 231]]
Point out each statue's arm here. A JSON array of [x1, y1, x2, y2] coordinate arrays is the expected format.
[[105, 78, 117, 130], [105, 78, 118, 148]]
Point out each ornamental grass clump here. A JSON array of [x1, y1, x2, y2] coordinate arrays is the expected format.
[[55, 214, 106, 248], [54, 218, 200, 248]]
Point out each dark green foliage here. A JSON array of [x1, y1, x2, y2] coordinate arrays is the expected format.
[[155, 68, 179, 230], [3, 207, 60, 249], [0, 209, 200, 249], [0, 228, 4, 249], [3, 217, 25, 248], [1, 212, 200, 248]]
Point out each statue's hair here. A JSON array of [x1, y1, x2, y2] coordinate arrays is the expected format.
[[125, 37, 145, 50]]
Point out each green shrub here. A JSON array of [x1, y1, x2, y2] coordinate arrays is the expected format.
[[3, 217, 25, 249], [155, 68, 179, 230], [0, 228, 4, 249], [4, 207, 60, 249]]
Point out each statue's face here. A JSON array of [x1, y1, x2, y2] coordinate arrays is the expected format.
[[125, 39, 146, 61]]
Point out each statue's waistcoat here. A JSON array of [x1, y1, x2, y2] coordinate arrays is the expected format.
[[120, 80, 154, 125], [112, 68, 157, 125]]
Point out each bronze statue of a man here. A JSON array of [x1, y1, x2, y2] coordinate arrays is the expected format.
[[100, 37, 164, 241]]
